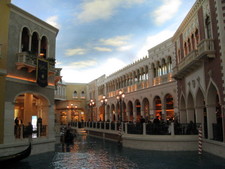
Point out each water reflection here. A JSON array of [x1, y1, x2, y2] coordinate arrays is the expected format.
[[4, 134, 225, 169], [53, 135, 138, 169]]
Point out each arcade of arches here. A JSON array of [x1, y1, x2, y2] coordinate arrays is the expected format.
[[179, 83, 223, 141], [102, 94, 175, 122]]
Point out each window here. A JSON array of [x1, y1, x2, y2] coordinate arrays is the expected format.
[[81, 91, 85, 98], [73, 91, 77, 98], [21, 27, 29, 52], [205, 15, 212, 39]]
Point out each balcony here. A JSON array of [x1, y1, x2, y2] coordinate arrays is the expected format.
[[173, 39, 215, 79], [153, 73, 173, 86], [198, 39, 215, 59], [16, 51, 56, 75]]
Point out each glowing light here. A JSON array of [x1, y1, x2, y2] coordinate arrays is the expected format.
[[6, 74, 55, 86]]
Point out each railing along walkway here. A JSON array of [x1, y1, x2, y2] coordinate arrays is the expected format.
[[70, 121, 200, 136]]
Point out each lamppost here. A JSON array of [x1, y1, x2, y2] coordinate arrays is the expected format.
[[89, 99, 95, 121], [101, 95, 107, 121], [116, 90, 125, 122]]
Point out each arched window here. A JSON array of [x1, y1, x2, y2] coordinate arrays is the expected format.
[[184, 42, 187, 56], [167, 57, 172, 73], [31, 32, 39, 56], [73, 91, 77, 98], [21, 27, 29, 52], [195, 29, 199, 45], [205, 15, 212, 39], [188, 38, 191, 53], [191, 34, 195, 50], [40, 36, 47, 58], [177, 49, 181, 63], [81, 91, 85, 98]]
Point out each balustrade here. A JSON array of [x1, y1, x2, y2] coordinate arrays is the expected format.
[[70, 121, 200, 136], [14, 124, 47, 139]]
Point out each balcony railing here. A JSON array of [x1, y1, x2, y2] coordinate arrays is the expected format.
[[153, 73, 173, 86], [198, 39, 215, 58], [16, 51, 56, 75], [173, 39, 215, 79]]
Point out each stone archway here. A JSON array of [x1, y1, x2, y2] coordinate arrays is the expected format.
[[127, 101, 133, 122], [196, 88, 207, 138], [153, 96, 162, 119], [142, 98, 150, 121], [135, 99, 141, 122], [187, 92, 195, 123], [14, 92, 49, 138], [207, 83, 223, 141], [165, 94, 174, 120], [106, 105, 110, 121], [122, 101, 127, 122], [111, 104, 116, 122]]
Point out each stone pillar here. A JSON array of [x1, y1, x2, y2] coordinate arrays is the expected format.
[[24, 93, 33, 125], [48, 104, 55, 139], [150, 109, 154, 121], [171, 122, 175, 135], [141, 110, 144, 117], [161, 108, 166, 121], [115, 111, 118, 121], [206, 105, 217, 139], [195, 107, 204, 124], [133, 111, 137, 122], [174, 107, 179, 121], [127, 111, 130, 122], [149, 68, 154, 87], [4, 102, 15, 143], [143, 123, 146, 135], [29, 33, 32, 51], [38, 37, 41, 56]]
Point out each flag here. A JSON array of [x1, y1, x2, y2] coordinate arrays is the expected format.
[[37, 58, 48, 87]]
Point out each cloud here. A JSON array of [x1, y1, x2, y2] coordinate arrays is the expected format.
[[153, 0, 181, 25], [99, 35, 131, 47], [67, 60, 97, 69], [118, 45, 133, 51], [94, 47, 112, 52], [61, 57, 126, 83], [136, 29, 174, 60], [65, 48, 87, 56], [77, 0, 144, 22], [46, 15, 60, 28]]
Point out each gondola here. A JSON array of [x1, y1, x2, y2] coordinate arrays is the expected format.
[[0, 142, 32, 164]]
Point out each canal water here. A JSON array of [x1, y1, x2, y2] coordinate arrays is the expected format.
[[4, 134, 225, 169]]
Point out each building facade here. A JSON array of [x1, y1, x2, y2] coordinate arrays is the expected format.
[[83, 0, 225, 158], [55, 83, 87, 125], [0, 0, 60, 155], [172, 0, 225, 156], [86, 38, 177, 124]]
